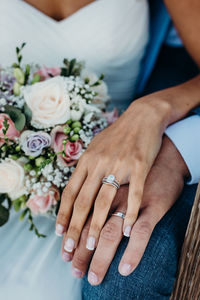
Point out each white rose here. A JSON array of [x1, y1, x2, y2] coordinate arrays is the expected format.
[[0, 159, 26, 200], [24, 76, 71, 129], [81, 69, 110, 108]]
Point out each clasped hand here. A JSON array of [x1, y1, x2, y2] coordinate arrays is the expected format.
[[55, 98, 185, 283], [61, 136, 188, 285]]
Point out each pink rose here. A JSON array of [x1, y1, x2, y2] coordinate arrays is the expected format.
[[0, 114, 20, 146], [51, 126, 83, 167], [36, 66, 61, 80], [27, 187, 60, 215], [103, 108, 119, 125]]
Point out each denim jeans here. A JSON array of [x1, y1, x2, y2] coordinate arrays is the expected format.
[[82, 46, 199, 300]]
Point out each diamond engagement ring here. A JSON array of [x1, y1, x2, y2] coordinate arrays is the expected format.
[[111, 211, 125, 219], [102, 174, 120, 189]]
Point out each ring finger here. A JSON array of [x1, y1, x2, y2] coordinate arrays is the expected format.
[[86, 183, 118, 251]]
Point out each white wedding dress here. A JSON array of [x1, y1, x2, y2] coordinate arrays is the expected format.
[[0, 0, 149, 299]]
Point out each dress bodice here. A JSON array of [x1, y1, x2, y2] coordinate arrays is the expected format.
[[0, 0, 149, 110]]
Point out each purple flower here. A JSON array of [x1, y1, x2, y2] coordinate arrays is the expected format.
[[20, 130, 51, 157], [0, 72, 16, 93]]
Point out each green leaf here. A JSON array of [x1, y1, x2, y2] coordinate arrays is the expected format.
[[4, 105, 26, 131], [31, 74, 41, 84], [21, 42, 26, 49], [23, 103, 32, 124], [2, 118, 9, 135], [0, 204, 9, 226], [13, 200, 21, 212], [14, 113, 26, 131], [69, 59, 76, 76], [19, 208, 29, 221], [0, 194, 6, 205]]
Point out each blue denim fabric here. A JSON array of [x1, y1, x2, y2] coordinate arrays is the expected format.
[[82, 184, 197, 300]]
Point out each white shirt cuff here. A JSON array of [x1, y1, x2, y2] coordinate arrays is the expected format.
[[165, 115, 200, 185]]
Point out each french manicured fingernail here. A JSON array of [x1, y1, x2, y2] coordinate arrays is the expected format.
[[88, 272, 98, 285], [55, 224, 64, 236], [64, 238, 75, 252], [62, 252, 71, 262], [124, 226, 131, 237], [119, 263, 132, 276], [72, 267, 83, 278], [86, 236, 95, 250]]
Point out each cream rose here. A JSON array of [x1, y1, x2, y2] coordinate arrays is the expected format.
[[0, 159, 26, 200], [24, 76, 71, 128]]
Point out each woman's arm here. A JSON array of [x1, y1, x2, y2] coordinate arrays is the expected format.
[[164, 0, 200, 67], [137, 75, 200, 127]]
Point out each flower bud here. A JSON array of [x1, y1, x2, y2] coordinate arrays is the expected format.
[[71, 134, 79, 142], [15, 145, 21, 152], [64, 126, 71, 135], [66, 119, 72, 125], [13, 82, 21, 96], [10, 154, 20, 161], [73, 127, 81, 134], [24, 163, 33, 171], [72, 121, 82, 129], [13, 68, 25, 85], [62, 139, 67, 145], [35, 156, 45, 167]]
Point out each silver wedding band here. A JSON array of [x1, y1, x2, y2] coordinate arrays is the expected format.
[[111, 211, 125, 220], [102, 174, 120, 189]]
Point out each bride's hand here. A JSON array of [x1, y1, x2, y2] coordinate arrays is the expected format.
[[56, 97, 172, 252]]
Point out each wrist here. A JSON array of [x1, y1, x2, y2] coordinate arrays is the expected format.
[[129, 95, 173, 131]]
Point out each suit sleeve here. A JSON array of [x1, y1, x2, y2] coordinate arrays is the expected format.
[[165, 115, 200, 185]]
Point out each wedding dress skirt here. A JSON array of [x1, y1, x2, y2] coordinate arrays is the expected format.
[[0, 0, 149, 299]]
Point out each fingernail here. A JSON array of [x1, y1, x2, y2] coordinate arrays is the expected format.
[[86, 236, 95, 250], [72, 267, 83, 279], [62, 252, 71, 262], [64, 238, 75, 252], [124, 226, 131, 237], [119, 263, 132, 276], [55, 224, 64, 236], [88, 272, 98, 285]]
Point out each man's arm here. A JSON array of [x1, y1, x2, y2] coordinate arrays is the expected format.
[[164, 0, 200, 67]]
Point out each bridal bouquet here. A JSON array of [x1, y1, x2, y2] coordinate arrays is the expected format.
[[0, 43, 118, 237]]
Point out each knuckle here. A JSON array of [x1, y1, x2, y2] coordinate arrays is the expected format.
[[74, 196, 89, 211], [57, 211, 68, 225], [62, 184, 75, 201], [73, 255, 87, 270], [134, 221, 152, 236], [95, 197, 108, 210], [133, 189, 143, 201], [133, 151, 145, 164], [126, 212, 138, 221], [81, 225, 90, 241], [100, 222, 120, 242], [68, 225, 80, 238], [90, 223, 101, 233]]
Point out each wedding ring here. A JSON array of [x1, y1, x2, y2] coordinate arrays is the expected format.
[[102, 174, 120, 189], [112, 211, 125, 219]]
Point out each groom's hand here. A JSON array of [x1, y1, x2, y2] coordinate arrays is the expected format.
[[63, 136, 189, 284]]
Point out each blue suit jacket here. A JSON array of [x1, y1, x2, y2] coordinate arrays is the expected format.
[[137, 0, 171, 94]]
